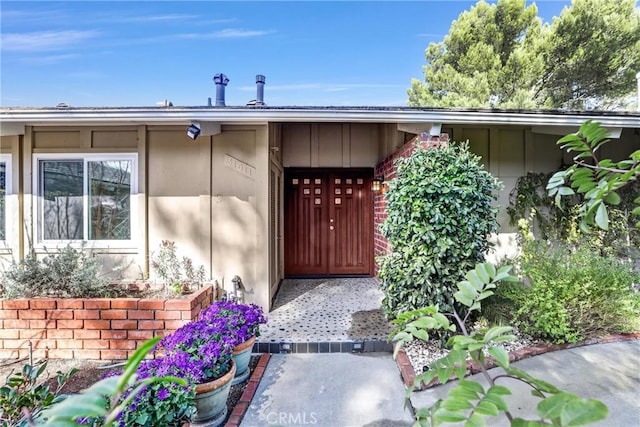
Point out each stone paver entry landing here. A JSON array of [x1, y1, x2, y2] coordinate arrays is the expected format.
[[253, 278, 393, 353]]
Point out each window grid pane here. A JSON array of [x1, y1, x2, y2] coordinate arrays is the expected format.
[[88, 160, 131, 240], [41, 160, 84, 240]]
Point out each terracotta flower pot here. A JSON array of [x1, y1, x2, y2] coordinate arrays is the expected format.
[[191, 360, 237, 427], [231, 335, 256, 385]]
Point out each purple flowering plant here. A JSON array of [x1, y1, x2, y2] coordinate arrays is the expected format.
[[199, 300, 268, 347], [158, 316, 235, 382], [102, 315, 238, 426], [59, 302, 264, 425], [111, 352, 196, 427]]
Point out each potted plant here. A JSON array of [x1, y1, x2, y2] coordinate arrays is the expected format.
[[199, 300, 267, 385], [103, 350, 198, 427], [109, 317, 236, 427]]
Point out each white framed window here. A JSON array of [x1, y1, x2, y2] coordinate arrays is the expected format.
[[33, 153, 138, 247], [0, 154, 11, 242]]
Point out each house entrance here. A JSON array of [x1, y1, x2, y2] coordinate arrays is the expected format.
[[284, 169, 373, 276]]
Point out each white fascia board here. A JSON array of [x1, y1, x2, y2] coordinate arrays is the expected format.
[[0, 122, 25, 136], [1, 108, 639, 128], [397, 123, 443, 135], [532, 125, 623, 138]]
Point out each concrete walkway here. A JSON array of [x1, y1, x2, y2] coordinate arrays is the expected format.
[[240, 352, 414, 427], [411, 340, 640, 427], [240, 341, 640, 427]]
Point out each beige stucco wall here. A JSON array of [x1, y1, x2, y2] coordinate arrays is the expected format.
[[210, 126, 270, 309], [147, 127, 213, 282]]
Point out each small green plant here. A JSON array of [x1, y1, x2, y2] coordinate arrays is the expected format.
[[516, 236, 640, 344], [0, 360, 77, 426], [150, 241, 206, 294], [1, 246, 116, 299], [391, 262, 609, 426], [37, 337, 186, 426], [378, 142, 502, 317]]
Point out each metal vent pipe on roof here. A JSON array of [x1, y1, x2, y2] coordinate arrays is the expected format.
[[256, 75, 266, 105], [213, 73, 229, 107]]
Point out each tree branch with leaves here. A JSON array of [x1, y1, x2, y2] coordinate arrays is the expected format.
[[546, 120, 640, 232]]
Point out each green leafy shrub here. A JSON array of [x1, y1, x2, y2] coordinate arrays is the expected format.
[[0, 360, 77, 426], [391, 262, 608, 427], [378, 142, 501, 317], [516, 239, 640, 343], [1, 246, 117, 299], [479, 279, 529, 326]]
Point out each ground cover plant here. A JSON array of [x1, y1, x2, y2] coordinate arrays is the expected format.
[[378, 142, 501, 317], [0, 361, 77, 426], [392, 262, 609, 426]]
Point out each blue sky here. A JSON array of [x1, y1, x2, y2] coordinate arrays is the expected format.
[[1, 1, 571, 107]]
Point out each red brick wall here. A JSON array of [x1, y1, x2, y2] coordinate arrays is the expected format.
[[0, 287, 213, 360], [373, 133, 450, 273]]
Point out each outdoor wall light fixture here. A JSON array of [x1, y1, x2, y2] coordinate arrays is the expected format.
[[372, 177, 385, 192], [186, 121, 201, 140]]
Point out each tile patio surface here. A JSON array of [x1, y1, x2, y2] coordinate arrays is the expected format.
[[253, 278, 394, 353]]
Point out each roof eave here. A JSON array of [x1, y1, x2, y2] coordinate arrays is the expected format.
[[1, 107, 639, 128]]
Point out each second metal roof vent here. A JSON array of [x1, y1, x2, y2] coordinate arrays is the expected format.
[[247, 75, 266, 106], [213, 73, 229, 107]]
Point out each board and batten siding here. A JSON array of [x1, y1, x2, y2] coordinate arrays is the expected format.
[[282, 123, 380, 168]]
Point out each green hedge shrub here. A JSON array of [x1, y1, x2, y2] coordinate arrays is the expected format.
[[516, 240, 640, 343], [378, 142, 501, 317]]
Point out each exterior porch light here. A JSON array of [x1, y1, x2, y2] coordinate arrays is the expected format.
[[372, 176, 384, 192], [186, 121, 201, 140]]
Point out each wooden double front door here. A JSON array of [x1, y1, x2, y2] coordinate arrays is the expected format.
[[284, 169, 373, 276]]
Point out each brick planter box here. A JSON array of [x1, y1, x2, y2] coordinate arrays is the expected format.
[[0, 286, 213, 361]]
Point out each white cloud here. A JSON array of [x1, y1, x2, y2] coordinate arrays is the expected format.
[[1, 30, 100, 52], [120, 14, 200, 23], [175, 28, 273, 39]]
